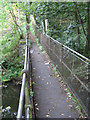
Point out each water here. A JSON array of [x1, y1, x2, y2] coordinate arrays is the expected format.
[[2, 81, 21, 118]]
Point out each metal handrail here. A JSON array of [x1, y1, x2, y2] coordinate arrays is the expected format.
[[25, 42, 31, 119], [46, 34, 90, 63], [17, 37, 28, 118]]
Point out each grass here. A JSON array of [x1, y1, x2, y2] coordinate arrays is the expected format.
[[30, 91, 34, 98], [39, 46, 43, 51], [51, 63, 54, 67], [67, 88, 87, 118], [32, 81, 35, 85], [53, 67, 57, 72], [35, 37, 46, 54], [42, 50, 46, 54]]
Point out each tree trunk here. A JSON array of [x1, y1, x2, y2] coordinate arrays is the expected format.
[[74, 2, 80, 52], [26, 14, 30, 43], [43, 20, 46, 33], [85, 2, 90, 55], [9, 10, 24, 38]]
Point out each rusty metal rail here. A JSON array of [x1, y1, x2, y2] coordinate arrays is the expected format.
[[35, 30, 90, 117]]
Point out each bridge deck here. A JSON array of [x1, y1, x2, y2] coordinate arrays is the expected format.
[[31, 42, 80, 118]]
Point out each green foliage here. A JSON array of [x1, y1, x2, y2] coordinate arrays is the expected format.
[[35, 37, 46, 53], [51, 63, 54, 67], [42, 50, 46, 54], [31, 2, 90, 58], [30, 91, 34, 98], [53, 67, 57, 72], [30, 23, 35, 35], [35, 38, 39, 44], [32, 81, 35, 85], [77, 104, 82, 111], [1, 31, 22, 82], [1, 56, 24, 82], [0, 2, 26, 82], [39, 45, 43, 51]]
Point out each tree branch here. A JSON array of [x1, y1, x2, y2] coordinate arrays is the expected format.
[[74, 3, 87, 37], [9, 9, 23, 38]]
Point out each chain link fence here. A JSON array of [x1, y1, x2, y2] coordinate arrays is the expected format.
[[35, 30, 90, 117]]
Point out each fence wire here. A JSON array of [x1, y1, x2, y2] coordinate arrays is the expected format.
[[35, 30, 90, 117]]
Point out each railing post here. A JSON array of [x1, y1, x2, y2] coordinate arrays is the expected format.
[[61, 45, 63, 73], [71, 54, 75, 82], [0, 65, 2, 120], [49, 38, 51, 55], [38, 33, 40, 43], [60, 45, 62, 62], [87, 63, 90, 117]]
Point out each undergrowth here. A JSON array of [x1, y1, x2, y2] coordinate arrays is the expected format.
[[35, 38, 46, 54], [1, 31, 24, 82]]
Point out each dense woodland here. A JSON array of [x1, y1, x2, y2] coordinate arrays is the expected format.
[[31, 2, 90, 57], [0, 2, 90, 82]]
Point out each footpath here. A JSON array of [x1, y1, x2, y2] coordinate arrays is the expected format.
[[31, 41, 80, 118]]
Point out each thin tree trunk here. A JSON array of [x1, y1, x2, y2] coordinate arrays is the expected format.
[[43, 20, 46, 33], [74, 2, 80, 52], [74, 3, 87, 38], [26, 14, 30, 44], [85, 2, 90, 55], [9, 10, 23, 38]]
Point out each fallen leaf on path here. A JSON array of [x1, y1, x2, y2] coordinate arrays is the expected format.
[[61, 113, 64, 116], [49, 74, 53, 77], [32, 82, 35, 85], [30, 50, 34, 53], [64, 88, 68, 92], [45, 62, 49, 65], [35, 103, 38, 106], [46, 115, 50, 117], [33, 68, 36, 70], [68, 95, 72, 98], [49, 109, 53, 112], [56, 75, 60, 77], [65, 100, 69, 102], [6, 106, 11, 110], [68, 105, 73, 108], [53, 104, 56, 107], [67, 92, 71, 95], [36, 107, 39, 111], [61, 81, 63, 83]]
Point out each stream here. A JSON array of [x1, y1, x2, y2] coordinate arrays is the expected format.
[[2, 81, 24, 118]]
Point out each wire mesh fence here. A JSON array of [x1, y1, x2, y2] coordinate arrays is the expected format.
[[35, 30, 90, 117]]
